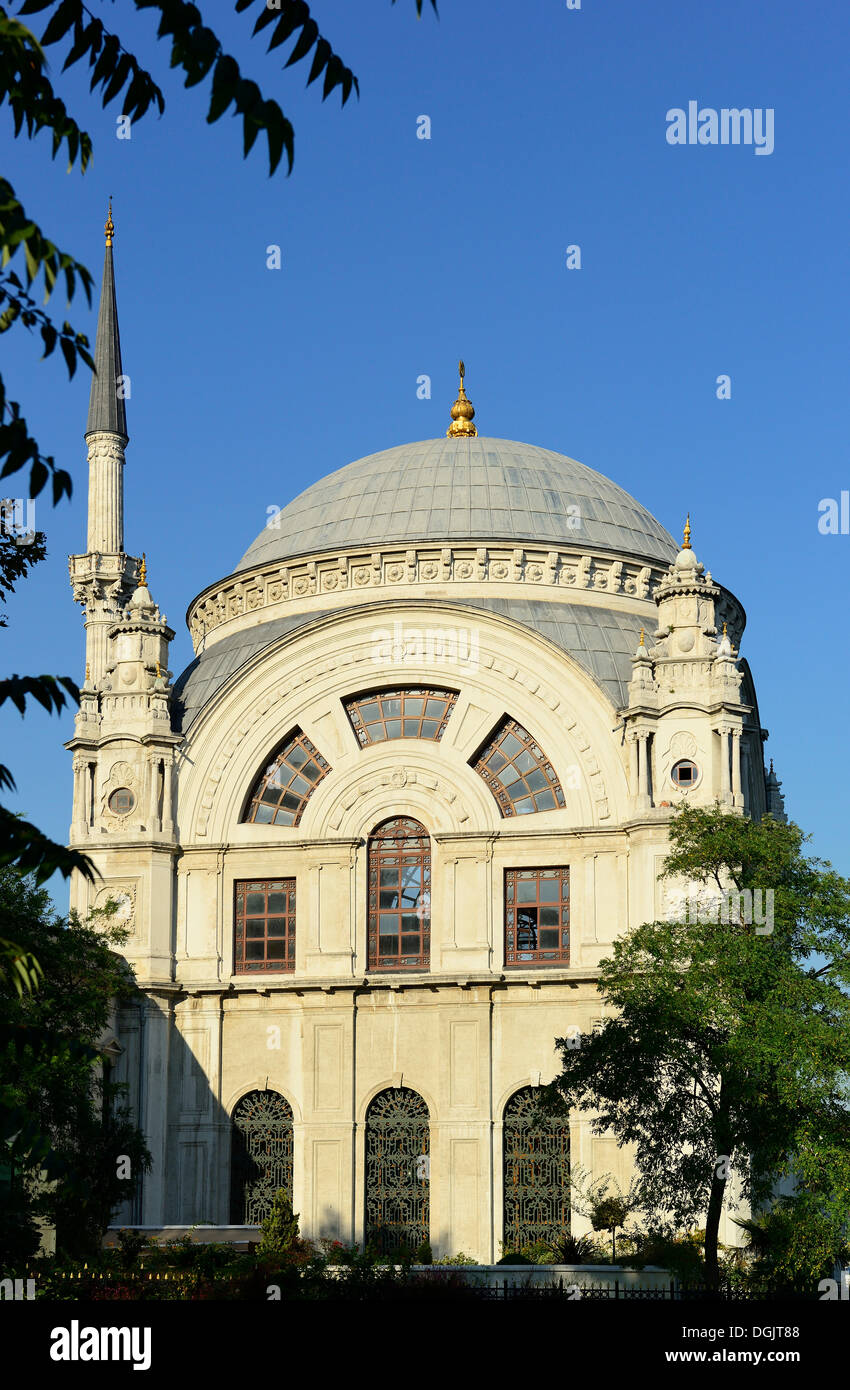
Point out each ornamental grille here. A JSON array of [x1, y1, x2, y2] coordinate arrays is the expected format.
[[344, 688, 457, 746], [473, 718, 565, 816], [367, 817, 430, 971], [229, 1090, 294, 1225], [365, 1087, 430, 1257], [243, 728, 330, 826], [503, 1087, 571, 1252]]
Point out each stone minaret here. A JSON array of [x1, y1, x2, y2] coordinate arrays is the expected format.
[[69, 201, 140, 683]]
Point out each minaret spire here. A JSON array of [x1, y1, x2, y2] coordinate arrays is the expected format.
[[85, 197, 128, 445], [69, 202, 139, 686]]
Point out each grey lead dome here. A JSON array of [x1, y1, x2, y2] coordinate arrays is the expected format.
[[235, 436, 677, 572]]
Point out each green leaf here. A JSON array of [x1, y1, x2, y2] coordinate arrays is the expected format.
[[39, 0, 80, 48], [284, 18, 318, 69]]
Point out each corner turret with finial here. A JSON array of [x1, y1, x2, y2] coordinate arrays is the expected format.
[[447, 361, 477, 438]]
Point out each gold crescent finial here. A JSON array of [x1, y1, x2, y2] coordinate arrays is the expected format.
[[639, 627, 645, 646], [156, 660, 162, 678], [682, 513, 691, 549], [447, 360, 477, 438], [105, 197, 114, 247], [138, 552, 147, 585], [723, 621, 727, 636]]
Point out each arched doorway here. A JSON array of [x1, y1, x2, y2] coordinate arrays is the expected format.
[[364, 1087, 430, 1255], [229, 1089, 294, 1225], [503, 1086, 570, 1252]]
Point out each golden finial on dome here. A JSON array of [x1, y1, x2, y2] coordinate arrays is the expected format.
[[156, 660, 161, 679], [639, 627, 645, 646], [105, 197, 114, 247], [723, 621, 727, 636], [138, 552, 147, 586], [85, 663, 91, 683], [447, 360, 477, 438], [682, 513, 692, 549]]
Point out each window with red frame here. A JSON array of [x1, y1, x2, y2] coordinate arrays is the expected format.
[[367, 818, 430, 971], [234, 879, 296, 973], [505, 868, 570, 966]]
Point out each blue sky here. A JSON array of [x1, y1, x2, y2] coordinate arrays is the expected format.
[[3, 0, 849, 901]]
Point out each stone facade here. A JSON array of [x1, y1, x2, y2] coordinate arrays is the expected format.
[[66, 249, 783, 1259]]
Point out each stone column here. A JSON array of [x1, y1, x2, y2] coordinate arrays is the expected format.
[[731, 729, 742, 807], [71, 758, 87, 839], [163, 757, 174, 837], [719, 727, 731, 803], [636, 733, 651, 809]]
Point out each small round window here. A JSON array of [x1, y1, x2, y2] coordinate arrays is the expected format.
[[671, 759, 699, 788], [108, 787, 135, 815]]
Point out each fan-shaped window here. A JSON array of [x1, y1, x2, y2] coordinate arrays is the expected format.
[[345, 688, 457, 746], [367, 817, 430, 971], [243, 728, 330, 826], [365, 1087, 430, 1257], [230, 1090, 293, 1225], [505, 868, 570, 966], [503, 1086, 570, 1254], [473, 718, 565, 816]]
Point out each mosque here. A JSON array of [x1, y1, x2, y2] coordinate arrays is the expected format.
[[67, 211, 785, 1259]]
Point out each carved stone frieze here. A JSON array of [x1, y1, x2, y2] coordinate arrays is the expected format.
[[187, 543, 669, 648]]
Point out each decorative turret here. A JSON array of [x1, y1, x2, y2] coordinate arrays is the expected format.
[[624, 518, 752, 812], [101, 554, 174, 722], [765, 759, 787, 822], [446, 360, 477, 437]]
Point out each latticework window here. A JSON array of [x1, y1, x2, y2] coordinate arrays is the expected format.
[[503, 1086, 570, 1253], [345, 688, 457, 746], [367, 817, 430, 971], [365, 1087, 430, 1257], [473, 718, 565, 816], [243, 728, 330, 826], [505, 868, 570, 966], [230, 1090, 293, 1225], [234, 879, 296, 973]]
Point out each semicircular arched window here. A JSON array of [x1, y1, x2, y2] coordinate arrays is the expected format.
[[367, 817, 430, 971], [243, 728, 331, 826], [473, 717, 565, 816], [365, 1087, 430, 1257], [503, 1086, 571, 1254], [345, 688, 457, 747], [230, 1089, 294, 1225]]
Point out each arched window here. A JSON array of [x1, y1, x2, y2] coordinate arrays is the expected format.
[[503, 1086, 570, 1253], [365, 1087, 430, 1256], [243, 728, 330, 826], [367, 817, 430, 971], [345, 688, 457, 746], [230, 1090, 294, 1225], [473, 718, 565, 816]]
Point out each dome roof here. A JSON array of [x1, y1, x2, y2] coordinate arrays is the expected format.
[[235, 436, 677, 572]]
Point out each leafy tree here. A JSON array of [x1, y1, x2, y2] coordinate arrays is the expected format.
[[568, 1168, 644, 1264], [0, 0, 436, 885], [541, 804, 850, 1289], [0, 866, 151, 1262], [257, 1188, 301, 1259]]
